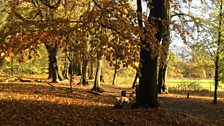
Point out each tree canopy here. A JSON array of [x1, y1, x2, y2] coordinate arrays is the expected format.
[[0, 0, 224, 107]]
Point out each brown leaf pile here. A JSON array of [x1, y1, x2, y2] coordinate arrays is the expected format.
[[0, 80, 220, 126]]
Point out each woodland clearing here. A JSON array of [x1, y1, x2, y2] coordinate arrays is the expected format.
[[0, 75, 223, 126]]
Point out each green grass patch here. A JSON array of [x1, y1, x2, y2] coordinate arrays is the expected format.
[[167, 79, 224, 92], [104, 75, 224, 93]]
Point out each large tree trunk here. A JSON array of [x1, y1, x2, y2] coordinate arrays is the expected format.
[[48, 58, 53, 79], [138, 50, 159, 107], [45, 43, 63, 83], [112, 60, 118, 85], [213, 0, 222, 104], [70, 61, 81, 76], [69, 53, 75, 93], [79, 35, 90, 85], [63, 60, 69, 79], [158, 0, 170, 93], [112, 67, 117, 85], [79, 60, 88, 85], [132, 71, 138, 88], [214, 57, 219, 104], [89, 62, 94, 79], [158, 64, 167, 93], [92, 56, 103, 92], [62, 47, 70, 79], [136, 0, 165, 108], [100, 61, 105, 83]]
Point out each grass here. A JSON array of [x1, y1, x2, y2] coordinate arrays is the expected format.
[[104, 75, 224, 93], [166, 79, 224, 92], [104, 73, 135, 88]]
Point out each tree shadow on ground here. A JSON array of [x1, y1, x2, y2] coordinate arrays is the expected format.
[[0, 99, 120, 125], [0, 99, 216, 126], [159, 95, 224, 125], [0, 82, 221, 125], [0, 83, 116, 105]]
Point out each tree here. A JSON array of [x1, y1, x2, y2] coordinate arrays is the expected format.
[[100, 61, 105, 83], [213, 0, 223, 104], [78, 0, 140, 92], [0, 0, 83, 82], [92, 55, 104, 92], [45, 43, 64, 82], [158, 0, 171, 93], [88, 62, 94, 79], [0, 0, 181, 108], [188, 0, 223, 104], [0, 0, 93, 85], [132, 70, 139, 88], [112, 59, 118, 85], [135, 0, 166, 107], [79, 37, 90, 85]]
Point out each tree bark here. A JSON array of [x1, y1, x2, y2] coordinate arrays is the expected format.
[[80, 60, 88, 85], [63, 61, 69, 79], [100, 60, 105, 83], [112, 67, 117, 85], [136, 0, 165, 108], [213, 0, 222, 104], [92, 56, 103, 92], [45, 43, 63, 83], [89, 62, 94, 79], [69, 53, 74, 93], [158, 0, 170, 94], [112, 60, 118, 85], [214, 58, 219, 104], [71, 62, 81, 76], [62, 47, 69, 79], [132, 71, 138, 88], [158, 64, 167, 93], [138, 50, 159, 107]]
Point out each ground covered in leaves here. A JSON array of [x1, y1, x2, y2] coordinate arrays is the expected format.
[[0, 75, 223, 126]]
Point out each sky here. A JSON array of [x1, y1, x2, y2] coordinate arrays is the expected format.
[[130, 0, 191, 55], [131, 0, 216, 55]]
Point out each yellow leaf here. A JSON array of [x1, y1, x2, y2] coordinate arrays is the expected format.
[[5, 56, 12, 62]]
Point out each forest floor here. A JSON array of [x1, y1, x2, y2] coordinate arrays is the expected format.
[[0, 74, 223, 126]]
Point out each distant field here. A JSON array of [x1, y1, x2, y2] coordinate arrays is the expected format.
[[109, 77, 224, 93], [166, 79, 224, 92]]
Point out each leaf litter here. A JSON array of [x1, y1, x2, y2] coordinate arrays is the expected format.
[[0, 78, 222, 126]]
